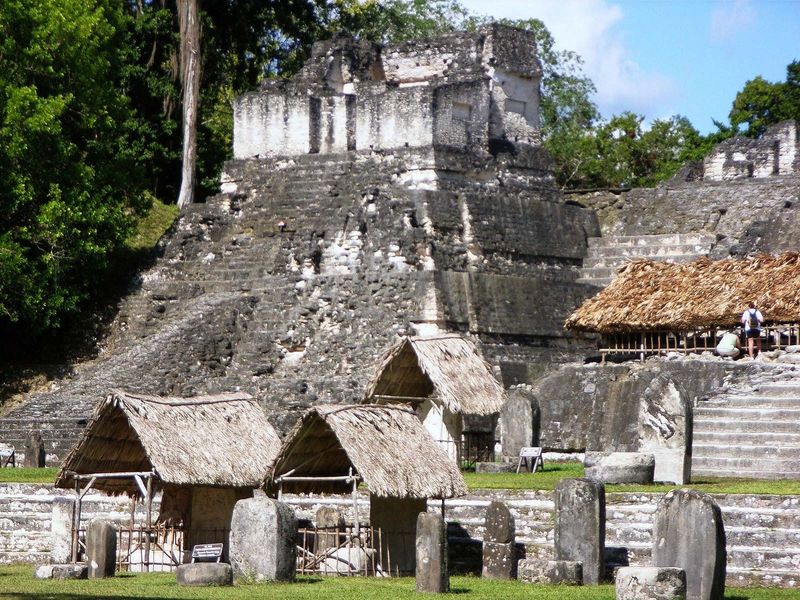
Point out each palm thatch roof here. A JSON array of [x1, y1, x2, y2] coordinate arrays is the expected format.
[[363, 335, 506, 416], [566, 253, 800, 333], [265, 404, 467, 499], [56, 390, 281, 496]]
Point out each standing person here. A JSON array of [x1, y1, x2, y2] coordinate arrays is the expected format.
[[741, 302, 764, 358]]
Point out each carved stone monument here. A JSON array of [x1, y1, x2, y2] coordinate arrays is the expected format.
[[416, 512, 448, 593], [229, 497, 296, 582], [652, 489, 725, 600], [554, 478, 605, 584], [481, 500, 516, 579]]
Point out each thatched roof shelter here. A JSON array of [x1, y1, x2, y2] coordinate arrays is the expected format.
[[363, 335, 506, 416], [56, 390, 281, 496], [566, 253, 800, 333], [266, 404, 467, 499]]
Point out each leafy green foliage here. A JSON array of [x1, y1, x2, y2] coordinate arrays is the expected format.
[[730, 61, 800, 137], [0, 0, 148, 333]]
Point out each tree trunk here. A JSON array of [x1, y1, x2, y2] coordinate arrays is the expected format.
[[176, 0, 201, 208]]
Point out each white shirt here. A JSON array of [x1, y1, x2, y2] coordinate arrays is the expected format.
[[741, 309, 763, 331]]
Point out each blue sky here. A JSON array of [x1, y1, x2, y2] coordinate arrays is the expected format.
[[459, 0, 800, 133]]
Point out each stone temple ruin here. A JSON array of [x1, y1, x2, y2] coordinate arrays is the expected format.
[[0, 23, 600, 456], [3, 24, 800, 590]]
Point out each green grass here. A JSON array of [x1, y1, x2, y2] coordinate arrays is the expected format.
[[0, 468, 58, 484], [463, 462, 800, 495], [126, 198, 179, 252], [3, 464, 800, 495], [0, 566, 797, 600]]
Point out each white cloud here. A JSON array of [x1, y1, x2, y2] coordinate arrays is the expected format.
[[459, 0, 678, 118], [710, 0, 756, 44]]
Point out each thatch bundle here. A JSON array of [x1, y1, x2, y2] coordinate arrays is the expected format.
[[56, 390, 282, 496], [266, 404, 467, 499], [364, 335, 506, 416], [566, 253, 800, 333]]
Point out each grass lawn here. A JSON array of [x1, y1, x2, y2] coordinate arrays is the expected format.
[[463, 462, 800, 495], [0, 566, 798, 600], [0, 468, 58, 484], [4, 465, 800, 495]]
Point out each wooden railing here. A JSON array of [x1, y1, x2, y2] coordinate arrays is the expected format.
[[296, 525, 390, 576], [600, 323, 800, 362]]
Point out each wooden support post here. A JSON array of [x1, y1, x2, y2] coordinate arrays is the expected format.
[[350, 467, 360, 537], [144, 475, 153, 573], [71, 480, 81, 563]]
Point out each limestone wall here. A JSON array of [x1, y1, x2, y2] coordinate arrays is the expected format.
[[571, 176, 800, 256], [5, 484, 798, 587], [532, 359, 760, 453]]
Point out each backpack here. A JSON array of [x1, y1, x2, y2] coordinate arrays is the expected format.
[[747, 309, 760, 330]]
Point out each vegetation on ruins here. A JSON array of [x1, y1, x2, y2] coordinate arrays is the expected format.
[[730, 61, 800, 138]]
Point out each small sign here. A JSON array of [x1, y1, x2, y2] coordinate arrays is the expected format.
[[191, 543, 223, 563], [0, 444, 15, 468], [516, 447, 543, 474]]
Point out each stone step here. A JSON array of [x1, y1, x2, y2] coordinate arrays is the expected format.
[[715, 394, 800, 407], [576, 266, 626, 281], [727, 567, 800, 588], [694, 430, 800, 446], [693, 418, 800, 434], [575, 276, 610, 288], [694, 406, 800, 420], [691, 457, 800, 479], [693, 443, 800, 459], [587, 233, 716, 248], [584, 242, 715, 259], [581, 253, 703, 270], [754, 382, 800, 396], [0, 550, 53, 564]]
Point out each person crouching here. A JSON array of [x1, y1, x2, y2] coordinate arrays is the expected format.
[[715, 330, 741, 359]]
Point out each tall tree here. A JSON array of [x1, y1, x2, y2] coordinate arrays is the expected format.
[[0, 0, 146, 332], [176, 0, 201, 208]]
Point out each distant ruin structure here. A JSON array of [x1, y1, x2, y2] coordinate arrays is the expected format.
[[233, 25, 542, 161], [702, 121, 799, 181]]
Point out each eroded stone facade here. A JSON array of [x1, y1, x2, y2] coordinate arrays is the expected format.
[[0, 26, 599, 453]]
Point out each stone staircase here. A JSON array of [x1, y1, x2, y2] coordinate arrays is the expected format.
[[692, 370, 800, 480], [603, 493, 800, 588], [577, 233, 716, 287]]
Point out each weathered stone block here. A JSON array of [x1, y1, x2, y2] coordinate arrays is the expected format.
[[51, 497, 75, 564], [23, 430, 45, 468], [176, 562, 234, 586], [517, 559, 582, 585], [416, 512, 448, 593], [229, 497, 296, 582], [86, 519, 116, 579], [35, 563, 88, 580], [500, 388, 540, 459], [484, 500, 515, 544], [616, 567, 687, 600], [554, 478, 605, 585], [315, 506, 346, 556], [584, 452, 655, 484], [481, 541, 516, 580], [475, 461, 517, 474], [652, 448, 691, 485], [652, 489, 725, 600]]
